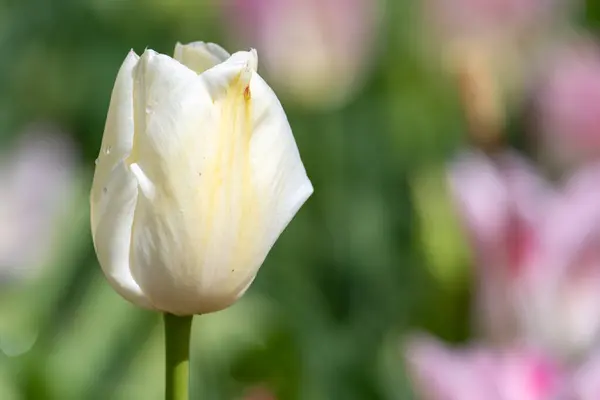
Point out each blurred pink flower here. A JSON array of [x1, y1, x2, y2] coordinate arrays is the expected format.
[[406, 335, 600, 400], [422, 0, 575, 139], [226, 0, 380, 108], [0, 124, 77, 282], [406, 335, 567, 400], [449, 150, 600, 359], [534, 40, 600, 163], [572, 349, 600, 400], [425, 0, 560, 40]]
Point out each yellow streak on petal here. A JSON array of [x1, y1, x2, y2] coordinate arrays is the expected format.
[[200, 73, 261, 289]]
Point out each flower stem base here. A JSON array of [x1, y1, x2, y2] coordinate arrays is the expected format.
[[164, 313, 193, 400]]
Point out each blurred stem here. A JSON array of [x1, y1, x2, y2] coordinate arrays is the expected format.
[[164, 313, 193, 400]]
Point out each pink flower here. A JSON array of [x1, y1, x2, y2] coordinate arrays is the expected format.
[[534, 39, 600, 163], [405, 335, 567, 400], [449, 150, 600, 359], [406, 335, 600, 400], [225, 0, 380, 108]]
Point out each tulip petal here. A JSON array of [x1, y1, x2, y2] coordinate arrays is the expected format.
[[173, 41, 230, 74], [93, 161, 154, 309], [91, 51, 153, 309], [126, 49, 216, 314], [245, 69, 314, 258], [129, 162, 156, 201], [200, 49, 258, 101], [127, 49, 311, 315], [91, 50, 138, 232]]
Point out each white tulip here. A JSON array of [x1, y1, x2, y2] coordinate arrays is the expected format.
[[90, 42, 313, 316]]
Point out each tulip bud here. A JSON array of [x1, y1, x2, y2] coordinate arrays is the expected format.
[[90, 42, 313, 316]]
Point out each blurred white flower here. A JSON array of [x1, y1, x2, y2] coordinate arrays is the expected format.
[[226, 0, 381, 109], [449, 150, 600, 360], [90, 42, 313, 316], [0, 125, 76, 282]]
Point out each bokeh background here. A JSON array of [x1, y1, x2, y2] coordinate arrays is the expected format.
[[1, 0, 600, 399]]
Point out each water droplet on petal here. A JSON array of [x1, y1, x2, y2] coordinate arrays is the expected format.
[[105, 146, 112, 155], [94, 158, 99, 165]]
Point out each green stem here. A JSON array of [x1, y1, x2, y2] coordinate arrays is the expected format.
[[164, 313, 193, 400]]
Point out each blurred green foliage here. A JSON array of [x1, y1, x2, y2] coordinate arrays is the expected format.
[[1, 0, 597, 399]]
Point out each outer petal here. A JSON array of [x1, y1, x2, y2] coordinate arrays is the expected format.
[[173, 41, 230, 74], [129, 49, 312, 315], [246, 63, 313, 263], [90, 51, 153, 309], [200, 49, 259, 100], [126, 49, 213, 314]]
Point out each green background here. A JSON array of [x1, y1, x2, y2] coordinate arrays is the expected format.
[[0, 0, 597, 398]]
